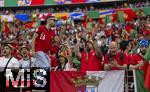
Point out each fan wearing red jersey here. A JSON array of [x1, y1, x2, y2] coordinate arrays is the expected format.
[[104, 41, 128, 70], [31, 16, 56, 68], [129, 40, 149, 72], [77, 40, 103, 72]]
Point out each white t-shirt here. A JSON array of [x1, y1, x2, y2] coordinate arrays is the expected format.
[[19, 57, 35, 68], [0, 56, 19, 68]]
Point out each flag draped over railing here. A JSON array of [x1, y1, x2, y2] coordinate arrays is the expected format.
[[50, 70, 150, 92]]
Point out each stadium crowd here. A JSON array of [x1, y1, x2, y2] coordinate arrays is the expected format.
[[0, 1, 150, 90], [0, 13, 150, 71]]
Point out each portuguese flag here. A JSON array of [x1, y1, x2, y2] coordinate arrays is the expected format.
[[144, 46, 150, 90], [145, 65, 150, 90], [134, 70, 149, 92], [117, 8, 137, 22]]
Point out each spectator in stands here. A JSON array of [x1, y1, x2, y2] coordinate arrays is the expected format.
[[129, 39, 149, 71], [104, 41, 128, 70], [100, 36, 109, 57], [0, 43, 18, 91], [55, 44, 76, 71], [49, 51, 58, 71], [55, 53, 70, 71], [31, 15, 56, 69], [77, 39, 103, 72], [0, 43, 19, 68], [19, 46, 35, 69]]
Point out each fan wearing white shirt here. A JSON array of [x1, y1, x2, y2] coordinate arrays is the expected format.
[[19, 46, 35, 69], [0, 43, 19, 71]]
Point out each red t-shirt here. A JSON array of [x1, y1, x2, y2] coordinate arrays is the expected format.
[[50, 44, 59, 55], [127, 54, 134, 64], [80, 50, 102, 72], [131, 54, 149, 71], [50, 56, 58, 68], [104, 51, 128, 70], [131, 54, 149, 79], [35, 26, 55, 53], [125, 25, 133, 33]]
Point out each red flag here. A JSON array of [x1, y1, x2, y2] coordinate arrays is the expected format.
[[72, 0, 85, 3], [24, 22, 36, 29], [82, 22, 87, 27], [145, 64, 150, 90], [117, 9, 137, 22], [112, 13, 118, 22], [50, 71, 86, 92], [31, 0, 45, 6], [3, 22, 10, 33], [123, 9, 136, 22], [98, 18, 104, 24], [61, 16, 68, 20], [125, 24, 133, 33], [105, 28, 112, 36]]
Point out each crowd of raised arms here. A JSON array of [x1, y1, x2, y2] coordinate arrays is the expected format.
[[0, 0, 150, 72], [0, 15, 149, 71]]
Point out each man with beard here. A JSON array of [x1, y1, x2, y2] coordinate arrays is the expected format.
[[104, 41, 128, 70], [0, 43, 19, 91], [77, 40, 103, 71], [31, 15, 56, 68], [129, 39, 149, 92], [129, 39, 149, 71], [0, 43, 19, 69], [19, 46, 35, 69]]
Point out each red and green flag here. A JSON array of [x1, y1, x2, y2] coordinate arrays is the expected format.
[[144, 47, 150, 90], [1, 22, 10, 34], [117, 9, 137, 22], [145, 65, 150, 90], [123, 9, 137, 22], [134, 70, 149, 92]]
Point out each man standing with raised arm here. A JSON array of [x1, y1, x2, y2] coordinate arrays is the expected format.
[[31, 15, 56, 69]]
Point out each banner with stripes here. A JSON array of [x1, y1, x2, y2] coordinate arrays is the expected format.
[[3, 0, 125, 7]]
